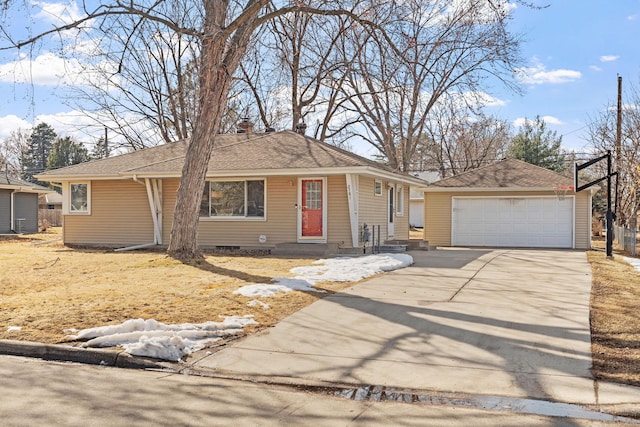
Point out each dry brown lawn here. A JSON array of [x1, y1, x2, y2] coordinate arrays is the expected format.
[[588, 237, 640, 387], [0, 228, 359, 344], [3, 229, 640, 389]]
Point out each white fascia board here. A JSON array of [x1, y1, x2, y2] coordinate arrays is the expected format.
[[122, 166, 426, 185], [0, 184, 53, 193], [424, 186, 560, 193]]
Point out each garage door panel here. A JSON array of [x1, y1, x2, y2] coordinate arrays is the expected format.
[[452, 197, 573, 248]]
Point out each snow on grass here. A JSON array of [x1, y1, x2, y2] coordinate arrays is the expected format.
[[234, 253, 413, 297], [73, 253, 413, 361], [69, 316, 256, 362], [624, 256, 640, 272], [247, 299, 270, 309]]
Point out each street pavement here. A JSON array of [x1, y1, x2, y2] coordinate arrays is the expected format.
[[0, 355, 634, 426], [192, 249, 640, 407]]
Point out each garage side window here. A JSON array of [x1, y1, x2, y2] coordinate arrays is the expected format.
[[68, 182, 90, 214]]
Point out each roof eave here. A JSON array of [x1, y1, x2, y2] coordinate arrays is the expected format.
[[424, 186, 570, 193]]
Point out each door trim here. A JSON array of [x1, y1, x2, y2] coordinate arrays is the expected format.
[[388, 184, 395, 238], [297, 177, 327, 243]]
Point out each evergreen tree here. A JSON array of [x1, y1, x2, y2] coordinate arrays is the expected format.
[[508, 116, 566, 172], [47, 137, 91, 170], [21, 123, 57, 183]]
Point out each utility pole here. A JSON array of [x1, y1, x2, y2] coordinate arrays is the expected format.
[[615, 76, 622, 222]]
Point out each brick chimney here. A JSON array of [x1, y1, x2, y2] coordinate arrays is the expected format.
[[237, 118, 254, 134]]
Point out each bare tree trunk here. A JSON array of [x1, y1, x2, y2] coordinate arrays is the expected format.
[[167, 1, 260, 259]]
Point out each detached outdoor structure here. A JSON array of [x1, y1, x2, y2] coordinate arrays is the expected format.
[[36, 131, 425, 253], [422, 159, 594, 249], [0, 176, 52, 234]]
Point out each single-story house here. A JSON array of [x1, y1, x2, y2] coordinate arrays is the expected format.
[[36, 130, 425, 251], [422, 158, 593, 249], [0, 175, 52, 234], [39, 191, 63, 210]]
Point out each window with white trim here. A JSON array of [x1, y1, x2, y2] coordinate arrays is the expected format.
[[374, 180, 382, 196], [200, 179, 265, 219], [69, 182, 90, 214], [396, 185, 404, 216]]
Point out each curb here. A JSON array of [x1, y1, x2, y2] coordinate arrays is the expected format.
[[0, 339, 170, 370]]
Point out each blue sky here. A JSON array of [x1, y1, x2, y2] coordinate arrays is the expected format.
[[0, 1, 639, 156]]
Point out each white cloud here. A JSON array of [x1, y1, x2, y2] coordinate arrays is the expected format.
[[628, 14, 637, 21], [32, 0, 86, 26], [600, 55, 619, 62], [0, 115, 31, 139], [589, 65, 602, 72], [515, 61, 581, 85], [540, 115, 564, 125], [0, 52, 84, 86], [513, 116, 565, 128]]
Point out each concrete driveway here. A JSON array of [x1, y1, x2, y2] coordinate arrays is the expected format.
[[193, 249, 640, 406]]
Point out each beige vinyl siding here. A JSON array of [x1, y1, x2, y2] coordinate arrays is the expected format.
[[358, 177, 389, 242], [63, 179, 154, 245], [424, 192, 452, 246], [394, 185, 410, 240], [424, 190, 592, 249], [326, 175, 352, 247], [574, 191, 591, 249]]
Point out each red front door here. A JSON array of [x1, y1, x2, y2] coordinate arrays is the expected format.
[[302, 179, 323, 237]]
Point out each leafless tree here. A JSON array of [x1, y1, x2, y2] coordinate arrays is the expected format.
[[235, 11, 360, 144], [414, 100, 510, 176], [67, 6, 201, 150], [0, 129, 28, 177], [586, 83, 640, 228], [339, 0, 521, 171]]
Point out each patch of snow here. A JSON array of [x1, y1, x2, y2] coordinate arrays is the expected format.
[[70, 316, 257, 361], [7, 326, 21, 333], [233, 278, 321, 297], [624, 256, 640, 272], [291, 253, 414, 284], [234, 253, 413, 297], [247, 299, 270, 309]]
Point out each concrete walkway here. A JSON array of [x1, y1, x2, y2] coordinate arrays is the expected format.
[[193, 249, 640, 407]]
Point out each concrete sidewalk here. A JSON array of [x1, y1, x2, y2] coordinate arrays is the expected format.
[[192, 249, 640, 407]]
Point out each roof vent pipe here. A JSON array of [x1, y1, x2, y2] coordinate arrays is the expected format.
[[295, 121, 307, 135]]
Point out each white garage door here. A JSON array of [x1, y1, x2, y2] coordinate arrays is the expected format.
[[452, 197, 574, 248]]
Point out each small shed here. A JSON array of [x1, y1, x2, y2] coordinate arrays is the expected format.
[[0, 175, 52, 234], [422, 159, 593, 249]]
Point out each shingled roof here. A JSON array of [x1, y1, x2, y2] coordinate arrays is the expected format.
[[0, 175, 51, 192], [37, 131, 417, 182], [427, 159, 575, 190]]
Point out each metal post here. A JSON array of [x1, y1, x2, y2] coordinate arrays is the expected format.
[[606, 151, 614, 257], [377, 225, 381, 253]]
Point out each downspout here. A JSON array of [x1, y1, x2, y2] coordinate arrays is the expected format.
[[10, 190, 16, 232], [345, 174, 359, 248]]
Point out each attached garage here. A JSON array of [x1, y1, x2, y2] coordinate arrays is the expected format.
[[422, 159, 594, 250], [452, 196, 574, 248]]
